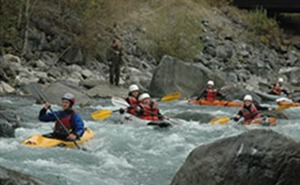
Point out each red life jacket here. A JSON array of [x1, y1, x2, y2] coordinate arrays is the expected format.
[[240, 104, 261, 125], [271, 83, 283, 95], [139, 102, 159, 121], [126, 96, 139, 115], [205, 89, 218, 101], [54, 111, 75, 133]]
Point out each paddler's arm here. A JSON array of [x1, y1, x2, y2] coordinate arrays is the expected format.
[[217, 91, 226, 100], [232, 111, 243, 122], [196, 91, 207, 100], [38, 102, 58, 122], [71, 113, 85, 138], [282, 89, 289, 96], [255, 104, 273, 111], [135, 106, 143, 117]]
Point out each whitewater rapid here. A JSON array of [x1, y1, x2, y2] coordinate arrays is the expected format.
[[0, 96, 300, 185]]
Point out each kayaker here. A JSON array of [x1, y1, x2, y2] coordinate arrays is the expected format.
[[38, 93, 85, 140], [123, 84, 141, 115], [233, 95, 273, 125], [136, 93, 166, 121], [197, 80, 225, 101], [269, 77, 289, 96]]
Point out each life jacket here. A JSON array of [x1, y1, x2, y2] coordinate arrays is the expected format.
[[205, 89, 218, 101], [271, 83, 283, 95], [240, 104, 261, 125], [54, 111, 75, 134], [138, 102, 159, 121], [126, 96, 139, 115]]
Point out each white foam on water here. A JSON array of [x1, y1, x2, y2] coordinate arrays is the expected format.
[[1, 98, 300, 185]]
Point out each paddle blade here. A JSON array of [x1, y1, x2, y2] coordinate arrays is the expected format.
[[210, 117, 230, 125], [91, 110, 113, 120], [161, 92, 181, 102], [275, 104, 293, 111], [112, 96, 130, 108]]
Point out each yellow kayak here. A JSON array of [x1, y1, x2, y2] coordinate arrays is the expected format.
[[20, 128, 94, 148]]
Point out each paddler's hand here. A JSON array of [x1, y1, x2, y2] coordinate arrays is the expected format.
[[163, 115, 169, 120], [44, 102, 51, 109], [67, 134, 77, 140], [119, 108, 125, 114]]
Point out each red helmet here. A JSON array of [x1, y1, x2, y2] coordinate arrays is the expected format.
[[62, 93, 76, 104]]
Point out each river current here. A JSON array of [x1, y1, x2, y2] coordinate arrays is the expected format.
[[0, 96, 300, 185]]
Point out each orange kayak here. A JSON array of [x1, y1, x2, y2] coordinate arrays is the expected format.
[[245, 117, 277, 126], [190, 100, 243, 107], [278, 101, 300, 107]]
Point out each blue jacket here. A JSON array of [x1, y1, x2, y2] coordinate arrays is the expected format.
[[38, 108, 85, 137]]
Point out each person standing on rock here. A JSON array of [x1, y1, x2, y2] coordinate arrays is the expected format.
[[197, 80, 225, 101], [38, 93, 85, 140], [121, 84, 141, 115], [233, 95, 273, 125], [268, 77, 289, 96], [106, 38, 124, 86]]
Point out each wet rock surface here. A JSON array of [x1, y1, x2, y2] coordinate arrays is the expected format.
[[0, 166, 51, 185], [171, 129, 300, 185]]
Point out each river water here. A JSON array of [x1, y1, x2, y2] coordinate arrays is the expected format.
[[0, 96, 300, 185]]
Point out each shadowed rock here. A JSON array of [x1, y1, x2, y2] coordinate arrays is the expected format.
[[171, 129, 300, 185], [0, 166, 51, 185]]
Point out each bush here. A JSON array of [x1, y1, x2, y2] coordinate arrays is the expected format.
[[247, 8, 281, 44], [142, 1, 203, 61]]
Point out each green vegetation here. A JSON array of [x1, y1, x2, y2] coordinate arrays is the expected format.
[[142, 1, 203, 60], [0, 0, 282, 60], [0, 0, 23, 50], [247, 8, 281, 44]]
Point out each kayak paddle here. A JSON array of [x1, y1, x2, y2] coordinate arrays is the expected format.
[[160, 92, 181, 102], [91, 109, 120, 120], [274, 104, 293, 111], [210, 117, 231, 125], [112, 96, 130, 108], [28, 83, 84, 151]]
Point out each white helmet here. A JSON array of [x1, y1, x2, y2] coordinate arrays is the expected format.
[[62, 93, 76, 104], [207, 80, 214, 86], [278, 78, 284, 83], [243, 94, 253, 101], [139, 93, 151, 101], [129, 84, 139, 92]]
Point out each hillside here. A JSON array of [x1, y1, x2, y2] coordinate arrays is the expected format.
[[0, 0, 299, 96]]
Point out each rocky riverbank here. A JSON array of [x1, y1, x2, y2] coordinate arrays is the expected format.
[[1, 1, 300, 102]]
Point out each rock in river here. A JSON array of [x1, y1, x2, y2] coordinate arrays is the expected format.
[[171, 129, 300, 185], [0, 111, 20, 137], [150, 55, 224, 97], [0, 166, 51, 185]]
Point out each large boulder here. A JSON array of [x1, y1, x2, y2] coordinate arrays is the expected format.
[[86, 82, 128, 98], [220, 84, 262, 103], [0, 81, 15, 94], [150, 55, 225, 97], [0, 166, 51, 185], [42, 82, 91, 106], [0, 111, 20, 137], [171, 129, 300, 185], [279, 67, 300, 86], [61, 46, 84, 65]]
